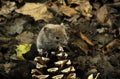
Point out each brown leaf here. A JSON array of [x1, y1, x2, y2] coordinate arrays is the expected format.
[[16, 3, 53, 22], [103, 39, 120, 54], [0, 37, 11, 43], [49, 3, 62, 16], [60, 5, 77, 17], [80, 32, 94, 46], [0, 1, 17, 16], [72, 39, 89, 54], [16, 0, 23, 3], [75, 1, 92, 18], [70, 0, 81, 5], [93, 34, 113, 47], [96, 5, 108, 23], [7, 18, 27, 35], [15, 31, 34, 44]]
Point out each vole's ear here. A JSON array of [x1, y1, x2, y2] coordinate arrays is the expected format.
[[43, 27, 51, 33], [43, 27, 47, 31]]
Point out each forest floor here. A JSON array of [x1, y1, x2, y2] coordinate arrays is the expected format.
[[0, 0, 120, 79]]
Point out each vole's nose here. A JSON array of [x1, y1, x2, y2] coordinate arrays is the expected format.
[[63, 40, 68, 45]]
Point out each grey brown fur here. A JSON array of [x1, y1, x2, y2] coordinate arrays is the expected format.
[[36, 24, 68, 51]]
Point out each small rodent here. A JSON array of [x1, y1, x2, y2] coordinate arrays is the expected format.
[[36, 24, 68, 51]]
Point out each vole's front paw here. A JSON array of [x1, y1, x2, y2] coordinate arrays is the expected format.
[[37, 49, 43, 55], [58, 45, 64, 52], [37, 49, 48, 57]]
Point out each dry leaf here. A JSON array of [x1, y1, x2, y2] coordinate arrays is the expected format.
[[96, 5, 108, 23], [80, 32, 94, 46], [70, 0, 81, 5], [7, 18, 26, 35], [3, 63, 11, 73], [50, 3, 62, 16], [72, 39, 89, 54], [0, 1, 17, 16], [103, 39, 120, 54], [15, 31, 34, 44], [16, 0, 23, 3], [16, 3, 53, 22], [59, 0, 67, 5], [60, 5, 77, 17], [93, 34, 113, 47], [76, 1, 92, 18], [0, 37, 11, 43]]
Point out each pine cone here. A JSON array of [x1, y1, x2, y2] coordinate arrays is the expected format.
[[31, 49, 77, 79]]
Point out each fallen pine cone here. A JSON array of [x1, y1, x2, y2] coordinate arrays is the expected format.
[[31, 48, 77, 79]]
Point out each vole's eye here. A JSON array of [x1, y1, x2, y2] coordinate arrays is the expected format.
[[55, 36, 59, 40]]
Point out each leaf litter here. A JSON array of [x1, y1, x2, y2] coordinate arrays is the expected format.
[[0, 0, 120, 79], [15, 3, 53, 22]]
